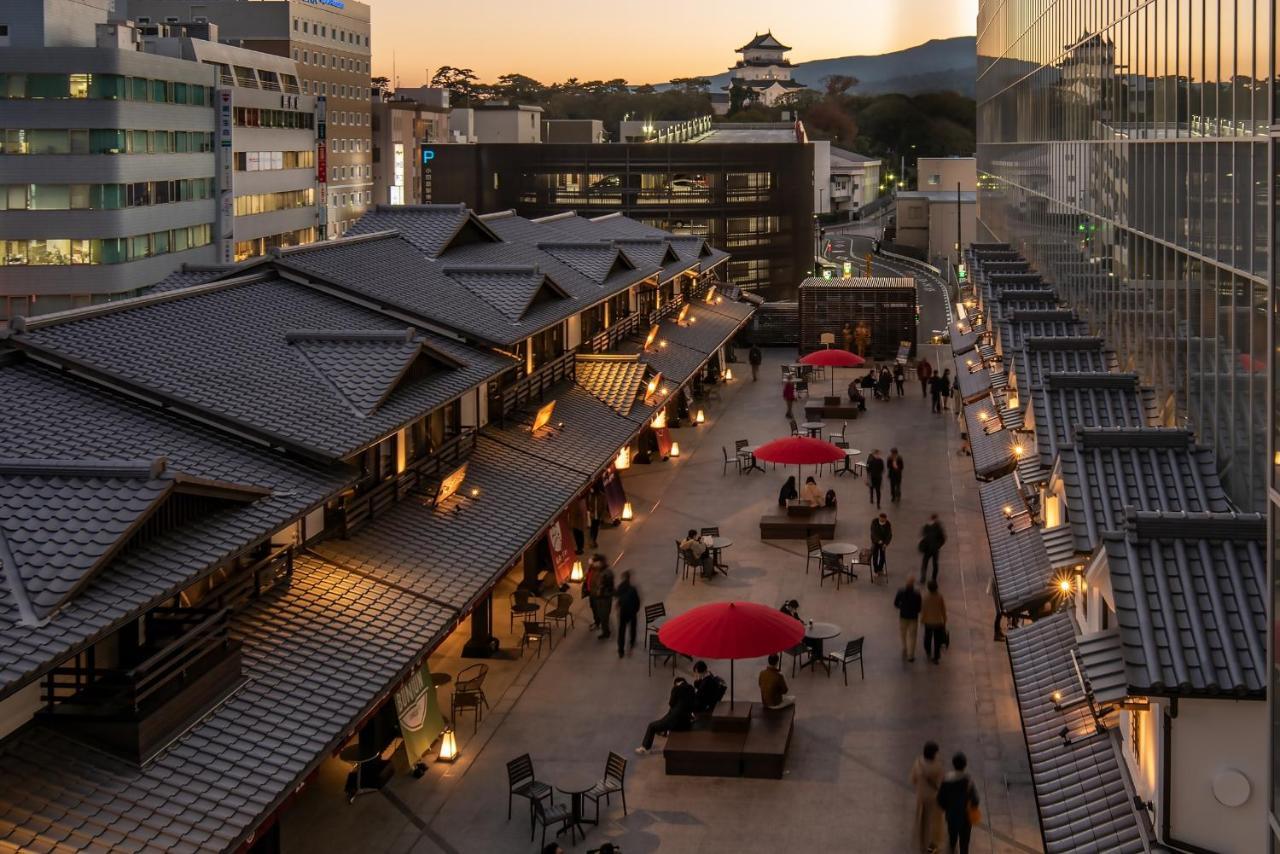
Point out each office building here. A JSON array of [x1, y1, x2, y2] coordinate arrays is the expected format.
[[422, 117, 821, 299], [371, 90, 448, 206], [142, 25, 319, 260], [124, 0, 373, 239], [0, 0, 219, 321]]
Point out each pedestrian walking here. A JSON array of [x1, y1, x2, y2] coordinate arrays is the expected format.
[[569, 496, 588, 555], [748, 344, 763, 381], [866, 449, 885, 508], [922, 581, 947, 664], [930, 374, 943, 413], [937, 753, 981, 854], [910, 742, 945, 853], [919, 514, 947, 584], [916, 358, 934, 398], [783, 376, 796, 418], [589, 556, 615, 639], [588, 487, 609, 548], [615, 570, 640, 658], [870, 512, 892, 578], [939, 369, 953, 411], [887, 447, 905, 503], [583, 553, 607, 630], [876, 366, 892, 401], [893, 363, 906, 397], [893, 578, 922, 661]]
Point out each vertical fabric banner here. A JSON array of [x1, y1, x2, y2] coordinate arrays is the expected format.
[[600, 465, 627, 520], [546, 514, 576, 585], [394, 662, 445, 764], [654, 427, 673, 458]]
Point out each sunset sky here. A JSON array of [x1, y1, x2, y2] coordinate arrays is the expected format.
[[369, 0, 979, 87]]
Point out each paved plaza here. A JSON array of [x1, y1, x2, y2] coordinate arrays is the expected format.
[[281, 346, 1044, 854]]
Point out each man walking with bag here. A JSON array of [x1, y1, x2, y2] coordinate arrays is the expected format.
[[893, 578, 922, 662], [937, 752, 981, 853], [919, 513, 947, 584]]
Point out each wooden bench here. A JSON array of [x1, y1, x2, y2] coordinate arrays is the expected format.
[[759, 508, 837, 540], [742, 705, 795, 779], [803, 402, 861, 421], [664, 729, 746, 777]]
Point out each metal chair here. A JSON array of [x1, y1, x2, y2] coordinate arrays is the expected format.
[[789, 417, 800, 437], [828, 421, 848, 444], [804, 533, 823, 575], [647, 634, 678, 676], [509, 588, 540, 633], [783, 641, 810, 677], [722, 446, 743, 476], [583, 752, 629, 820], [531, 796, 576, 848], [828, 637, 866, 685], [506, 753, 552, 825], [819, 552, 847, 589], [543, 592, 575, 636], [644, 602, 666, 634], [520, 620, 554, 657], [451, 663, 490, 732], [674, 541, 698, 585]]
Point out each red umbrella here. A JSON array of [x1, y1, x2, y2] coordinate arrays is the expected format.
[[751, 436, 846, 466], [659, 602, 804, 710], [799, 348, 866, 394]]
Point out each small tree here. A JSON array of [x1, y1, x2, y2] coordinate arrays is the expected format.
[[430, 66, 480, 104]]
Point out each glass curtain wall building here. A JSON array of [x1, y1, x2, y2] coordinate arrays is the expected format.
[[975, 1, 1276, 844]]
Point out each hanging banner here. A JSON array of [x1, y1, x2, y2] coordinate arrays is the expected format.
[[600, 465, 627, 520], [393, 661, 445, 764], [546, 513, 576, 585], [655, 427, 673, 458]]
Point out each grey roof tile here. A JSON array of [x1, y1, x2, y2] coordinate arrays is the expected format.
[[575, 356, 648, 416], [344, 204, 481, 256], [962, 397, 1020, 480], [1005, 612, 1155, 854], [998, 313, 1089, 351], [1102, 511, 1266, 697], [979, 475, 1054, 614], [16, 276, 511, 460], [949, 317, 985, 356], [1011, 337, 1115, 390], [1031, 374, 1158, 467]]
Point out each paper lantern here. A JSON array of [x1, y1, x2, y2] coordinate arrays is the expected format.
[[570, 560, 584, 583], [437, 728, 459, 763], [615, 446, 631, 470], [695, 409, 705, 424], [621, 501, 634, 521], [670, 442, 680, 458]]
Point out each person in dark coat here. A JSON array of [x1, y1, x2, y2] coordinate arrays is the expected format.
[[692, 660, 726, 713], [865, 449, 885, 508], [615, 570, 641, 658], [778, 475, 798, 507], [589, 557, 615, 639], [936, 752, 980, 853], [939, 369, 953, 411], [748, 345, 763, 381], [894, 578, 923, 661], [930, 374, 943, 413], [919, 514, 947, 584], [870, 512, 892, 578], [876, 367, 892, 401], [893, 363, 906, 396], [916, 358, 934, 397], [636, 676, 696, 753], [887, 447, 905, 503]]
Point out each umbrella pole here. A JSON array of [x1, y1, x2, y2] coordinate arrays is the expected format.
[[730, 660, 735, 712]]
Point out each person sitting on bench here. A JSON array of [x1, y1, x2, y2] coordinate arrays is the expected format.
[[692, 660, 727, 714], [758, 654, 795, 710], [636, 676, 696, 754]]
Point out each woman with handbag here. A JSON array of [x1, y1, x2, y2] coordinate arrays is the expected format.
[[936, 752, 980, 853], [921, 582, 948, 664]]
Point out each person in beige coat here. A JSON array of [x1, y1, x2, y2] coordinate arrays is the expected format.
[[910, 741, 945, 853], [921, 581, 948, 664]]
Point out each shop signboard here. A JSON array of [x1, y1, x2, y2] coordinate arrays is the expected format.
[[600, 464, 627, 520], [393, 661, 445, 763], [546, 513, 576, 584]]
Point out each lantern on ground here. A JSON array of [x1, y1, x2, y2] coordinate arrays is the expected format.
[[437, 728, 459, 763], [570, 560, 585, 583], [695, 409, 705, 424], [670, 442, 681, 458], [621, 502, 634, 521]]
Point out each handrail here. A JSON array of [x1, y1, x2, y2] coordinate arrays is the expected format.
[[648, 293, 685, 325], [126, 608, 231, 709], [338, 429, 478, 536], [588, 311, 643, 354], [490, 350, 576, 423]]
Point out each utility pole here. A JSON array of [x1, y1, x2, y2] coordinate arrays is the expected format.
[[956, 181, 962, 273]]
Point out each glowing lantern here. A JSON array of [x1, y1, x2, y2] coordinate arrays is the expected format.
[[670, 442, 681, 458], [621, 501, 634, 521], [695, 409, 705, 424], [569, 560, 585, 583], [723, 368, 733, 381], [437, 728, 459, 763], [615, 446, 632, 470]]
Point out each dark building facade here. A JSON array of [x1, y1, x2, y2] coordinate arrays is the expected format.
[[421, 142, 815, 301]]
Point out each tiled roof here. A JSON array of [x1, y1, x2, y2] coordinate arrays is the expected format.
[[963, 397, 1020, 480], [0, 458, 264, 625], [1040, 523, 1078, 568], [953, 354, 1005, 404], [998, 313, 1088, 350], [442, 265, 568, 321], [536, 241, 634, 284], [979, 475, 1054, 614], [1076, 628, 1129, 703], [738, 31, 791, 51], [1006, 612, 1155, 854], [0, 360, 347, 698], [575, 355, 648, 416], [1102, 511, 1266, 698], [949, 317, 984, 356], [148, 266, 236, 293], [612, 302, 751, 389], [1011, 337, 1114, 390], [345, 203, 491, 256], [14, 276, 512, 460], [1058, 428, 1230, 553], [288, 329, 458, 416], [0, 555, 452, 853], [499, 213, 700, 283], [585, 214, 729, 273], [989, 295, 1059, 323], [1031, 373, 1158, 467]]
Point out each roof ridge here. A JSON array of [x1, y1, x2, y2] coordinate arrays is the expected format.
[[372, 203, 466, 212], [285, 328, 417, 344], [1119, 509, 1264, 542], [1024, 336, 1106, 350], [1073, 426, 1192, 448], [442, 264, 540, 275], [0, 458, 166, 479], [477, 209, 518, 220], [276, 230, 400, 255], [531, 211, 578, 222], [1043, 372, 1137, 389]]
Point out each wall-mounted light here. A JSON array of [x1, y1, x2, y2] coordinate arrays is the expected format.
[[677, 303, 690, 325], [621, 501, 634, 521], [704, 285, 717, 304], [643, 324, 660, 351], [437, 728, 459, 763]]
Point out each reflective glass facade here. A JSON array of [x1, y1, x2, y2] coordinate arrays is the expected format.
[[976, 0, 1277, 845]]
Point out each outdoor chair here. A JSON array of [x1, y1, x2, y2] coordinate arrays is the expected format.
[[644, 602, 666, 635], [794, 379, 809, 398], [451, 664, 490, 732], [819, 552, 847, 589], [674, 542, 698, 585], [854, 547, 880, 584], [804, 533, 823, 575], [532, 796, 577, 847], [647, 634, 678, 676], [506, 753, 552, 825], [583, 752, 629, 821], [734, 439, 750, 457], [783, 641, 810, 677], [722, 446, 743, 476], [543, 592, 575, 636], [828, 421, 848, 444], [830, 441, 850, 476], [789, 418, 800, 437], [520, 620, 554, 658], [828, 637, 866, 685], [509, 589, 540, 633]]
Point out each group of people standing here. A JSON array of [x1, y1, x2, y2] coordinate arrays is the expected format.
[[582, 554, 641, 659], [911, 742, 983, 853], [916, 357, 955, 414], [891, 513, 950, 662]]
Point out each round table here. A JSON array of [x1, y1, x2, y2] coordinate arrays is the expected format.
[[801, 621, 842, 673], [841, 448, 864, 476], [555, 774, 599, 842], [740, 446, 765, 474], [702, 536, 733, 575], [800, 421, 825, 438], [430, 672, 452, 688], [821, 542, 859, 558]]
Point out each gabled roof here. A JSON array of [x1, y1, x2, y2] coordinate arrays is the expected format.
[[1006, 612, 1156, 854], [998, 314, 1089, 350], [575, 355, 649, 416], [0, 457, 265, 625], [12, 276, 511, 461], [345, 203, 503, 257], [954, 354, 1007, 404], [586, 213, 729, 273], [1103, 511, 1266, 698], [737, 31, 791, 51], [963, 396, 1020, 480], [441, 265, 569, 321], [1012, 337, 1114, 390], [949, 316, 985, 356], [496, 212, 699, 284], [979, 475, 1053, 614], [536, 241, 636, 283], [1031, 373, 1157, 467], [1059, 428, 1230, 552]]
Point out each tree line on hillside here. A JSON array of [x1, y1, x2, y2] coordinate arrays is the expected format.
[[387, 66, 974, 163]]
